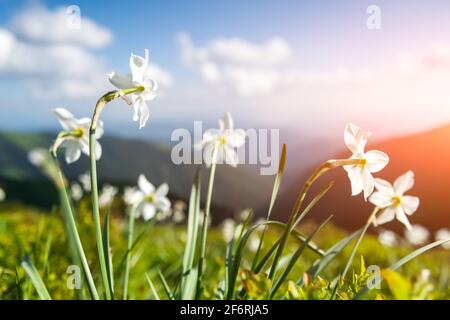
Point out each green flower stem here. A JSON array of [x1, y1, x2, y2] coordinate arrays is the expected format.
[[89, 86, 143, 300], [268, 158, 363, 280], [122, 206, 136, 300], [89, 131, 112, 300], [197, 144, 218, 295], [52, 155, 99, 300], [330, 207, 379, 300]]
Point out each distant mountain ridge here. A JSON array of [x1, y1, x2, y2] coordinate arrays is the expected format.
[[0, 131, 274, 217]]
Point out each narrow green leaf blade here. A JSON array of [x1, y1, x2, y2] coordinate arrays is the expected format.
[[21, 254, 51, 300]]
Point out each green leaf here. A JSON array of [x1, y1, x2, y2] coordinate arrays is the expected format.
[[298, 228, 362, 286], [145, 272, 160, 300], [354, 238, 450, 299], [21, 254, 51, 300], [252, 144, 286, 269], [157, 268, 174, 300], [181, 169, 202, 299], [270, 215, 333, 298], [382, 269, 411, 300], [103, 210, 114, 298]]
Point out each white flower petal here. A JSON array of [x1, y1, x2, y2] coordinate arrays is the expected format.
[[344, 123, 372, 155], [54, 108, 77, 130], [369, 191, 393, 208], [226, 129, 246, 148], [155, 183, 169, 198], [395, 207, 412, 230], [138, 174, 155, 194], [374, 178, 394, 195], [138, 98, 150, 129], [142, 204, 156, 221], [156, 197, 171, 212], [202, 129, 220, 145], [364, 150, 389, 173], [401, 195, 419, 215], [375, 207, 396, 225], [224, 145, 239, 167], [64, 140, 81, 164], [394, 170, 415, 195], [108, 72, 134, 89], [362, 169, 375, 200], [95, 141, 102, 160], [202, 142, 216, 167], [221, 112, 234, 130], [130, 49, 149, 83], [345, 165, 364, 197]]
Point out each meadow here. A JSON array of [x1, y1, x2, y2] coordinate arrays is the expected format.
[[0, 48, 449, 301], [0, 203, 449, 300]]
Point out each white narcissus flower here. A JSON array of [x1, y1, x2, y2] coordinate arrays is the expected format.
[[200, 112, 246, 167], [54, 108, 104, 164], [378, 230, 398, 247], [70, 183, 83, 201], [0, 187, 5, 202], [222, 218, 236, 242], [123, 186, 139, 206], [343, 123, 389, 200], [108, 49, 157, 129], [435, 228, 450, 249], [133, 175, 171, 221], [78, 172, 91, 192], [172, 200, 187, 223], [405, 224, 430, 246], [369, 171, 419, 229], [249, 234, 261, 252], [99, 184, 118, 208]]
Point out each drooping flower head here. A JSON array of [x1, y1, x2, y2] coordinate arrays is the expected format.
[[0, 187, 5, 202], [369, 171, 420, 229], [53, 108, 103, 164], [128, 175, 171, 221], [108, 49, 157, 129], [343, 123, 389, 200], [200, 112, 246, 167]]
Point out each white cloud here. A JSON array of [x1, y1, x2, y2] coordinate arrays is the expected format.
[[11, 4, 113, 48], [0, 4, 173, 101], [177, 33, 292, 96]]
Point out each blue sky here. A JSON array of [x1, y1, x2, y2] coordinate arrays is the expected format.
[[1, 0, 450, 143]]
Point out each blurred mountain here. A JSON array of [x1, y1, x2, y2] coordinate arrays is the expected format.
[[274, 124, 450, 233], [0, 131, 276, 218]]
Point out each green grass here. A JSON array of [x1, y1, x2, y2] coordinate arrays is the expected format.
[[0, 204, 448, 300]]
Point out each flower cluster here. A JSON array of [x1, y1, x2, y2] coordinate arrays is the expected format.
[[343, 123, 419, 231]]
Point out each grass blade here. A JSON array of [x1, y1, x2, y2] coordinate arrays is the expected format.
[[181, 169, 201, 299], [21, 254, 51, 300], [103, 210, 114, 299], [145, 272, 160, 300], [270, 215, 333, 298], [157, 268, 174, 300], [297, 228, 363, 286], [354, 238, 450, 299]]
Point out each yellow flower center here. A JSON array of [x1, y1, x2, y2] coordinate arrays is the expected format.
[[74, 128, 85, 138], [218, 135, 227, 145], [145, 193, 155, 203], [391, 195, 401, 207]]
